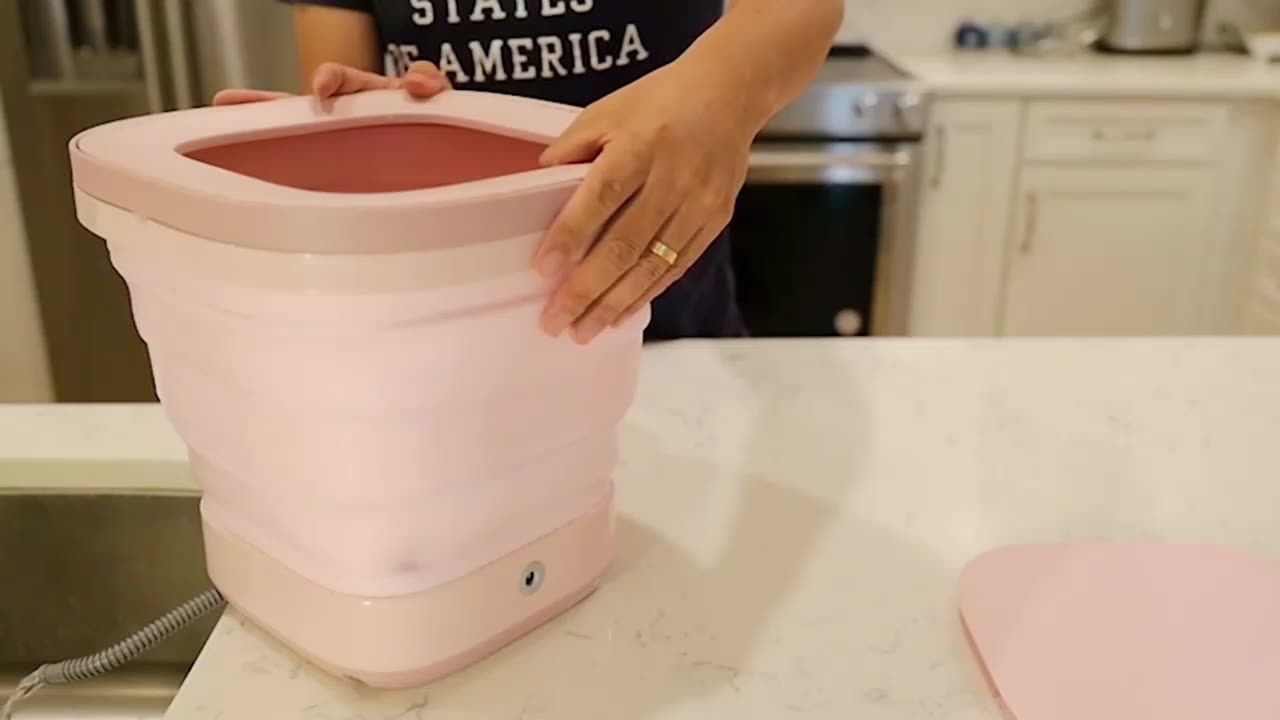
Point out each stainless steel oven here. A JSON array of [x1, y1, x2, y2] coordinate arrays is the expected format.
[[729, 47, 926, 338]]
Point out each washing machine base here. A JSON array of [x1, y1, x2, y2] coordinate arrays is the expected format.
[[200, 494, 614, 689]]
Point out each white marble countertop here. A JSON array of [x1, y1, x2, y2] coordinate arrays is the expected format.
[[6, 338, 1280, 718], [123, 337, 1280, 720], [0, 403, 194, 493], [0, 403, 186, 462], [882, 46, 1280, 99]]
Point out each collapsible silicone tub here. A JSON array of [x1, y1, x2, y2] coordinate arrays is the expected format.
[[68, 89, 647, 687]]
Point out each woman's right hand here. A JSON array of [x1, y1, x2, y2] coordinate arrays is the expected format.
[[211, 61, 450, 106]]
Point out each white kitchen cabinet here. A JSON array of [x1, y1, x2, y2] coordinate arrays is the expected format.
[[1000, 166, 1217, 336], [908, 98, 1021, 336], [906, 94, 1266, 338]]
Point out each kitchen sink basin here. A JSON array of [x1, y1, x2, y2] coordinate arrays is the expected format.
[[0, 460, 218, 719]]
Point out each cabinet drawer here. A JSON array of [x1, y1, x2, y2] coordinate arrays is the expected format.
[[1024, 101, 1226, 164]]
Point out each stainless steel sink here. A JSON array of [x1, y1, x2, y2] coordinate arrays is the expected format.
[[0, 470, 218, 719]]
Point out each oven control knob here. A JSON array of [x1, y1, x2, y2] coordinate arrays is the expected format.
[[853, 92, 880, 118], [834, 309, 863, 336], [895, 92, 924, 129]]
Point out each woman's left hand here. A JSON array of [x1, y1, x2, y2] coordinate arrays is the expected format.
[[533, 59, 758, 344]]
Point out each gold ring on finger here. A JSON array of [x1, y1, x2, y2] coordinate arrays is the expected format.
[[649, 240, 678, 266]]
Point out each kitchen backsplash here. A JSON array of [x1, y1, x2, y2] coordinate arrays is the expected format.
[[838, 0, 1097, 49]]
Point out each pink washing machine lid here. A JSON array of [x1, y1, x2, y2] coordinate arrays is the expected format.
[[69, 90, 589, 255], [959, 542, 1280, 720]]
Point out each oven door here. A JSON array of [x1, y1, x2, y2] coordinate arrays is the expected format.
[[729, 142, 919, 338]]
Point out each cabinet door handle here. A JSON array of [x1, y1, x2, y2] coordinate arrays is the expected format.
[[1021, 194, 1038, 255], [1091, 127, 1157, 142], [929, 126, 946, 189]]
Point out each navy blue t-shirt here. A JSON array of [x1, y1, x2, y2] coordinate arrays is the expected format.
[[283, 0, 745, 340]]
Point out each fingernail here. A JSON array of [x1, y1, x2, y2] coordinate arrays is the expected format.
[[313, 70, 337, 96], [572, 318, 605, 344], [404, 75, 443, 98], [542, 310, 575, 337], [536, 250, 567, 279]]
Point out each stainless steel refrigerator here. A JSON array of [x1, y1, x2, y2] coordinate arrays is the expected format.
[[0, 1, 300, 401]]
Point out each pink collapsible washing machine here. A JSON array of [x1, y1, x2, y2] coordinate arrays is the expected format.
[[67, 89, 647, 688]]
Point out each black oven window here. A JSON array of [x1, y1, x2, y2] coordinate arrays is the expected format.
[[729, 183, 883, 338]]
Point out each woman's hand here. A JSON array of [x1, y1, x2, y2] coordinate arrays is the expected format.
[[533, 59, 758, 345], [211, 61, 450, 106]]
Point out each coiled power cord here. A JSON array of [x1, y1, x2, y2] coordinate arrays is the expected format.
[[1, 588, 225, 720]]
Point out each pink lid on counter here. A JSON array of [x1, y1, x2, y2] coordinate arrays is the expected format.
[[960, 542, 1280, 720]]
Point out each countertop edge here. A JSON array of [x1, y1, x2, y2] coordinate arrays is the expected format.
[[877, 45, 1280, 101]]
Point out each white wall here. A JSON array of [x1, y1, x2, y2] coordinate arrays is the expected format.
[[0, 96, 54, 402], [839, 0, 1097, 50]]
